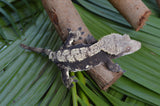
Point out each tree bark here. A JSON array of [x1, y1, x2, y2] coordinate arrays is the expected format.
[[109, 0, 151, 31], [156, 0, 160, 8], [41, 0, 123, 90]]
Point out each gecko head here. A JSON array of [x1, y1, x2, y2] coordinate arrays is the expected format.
[[118, 34, 141, 56], [99, 33, 141, 56]]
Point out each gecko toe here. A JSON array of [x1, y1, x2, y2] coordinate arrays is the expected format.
[[69, 83, 74, 88], [73, 79, 78, 82], [67, 28, 71, 32], [108, 63, 121, 72], [71, 76, 76, 78], [64, 76, 77, 88], [122, 70, 126, 73], [71, 76, 78, 83], [114, 63, 121, 72]]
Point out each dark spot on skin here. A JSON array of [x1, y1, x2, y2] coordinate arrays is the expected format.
[[78, 27, 82, 31], [67, 44, 90, 51], [81, 32, 84, 35], [84, 34, 97, 44], [67, 28, 71, 32], [79, 37, 82, 40]]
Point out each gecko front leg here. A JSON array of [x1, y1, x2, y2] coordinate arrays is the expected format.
[[63, 27, 84, 48], [102, 53, 121, 72]]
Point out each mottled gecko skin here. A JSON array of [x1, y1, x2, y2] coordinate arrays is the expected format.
[[20, 27, 141, 88]]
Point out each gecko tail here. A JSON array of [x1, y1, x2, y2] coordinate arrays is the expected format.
[[20, 44, 51, 55]]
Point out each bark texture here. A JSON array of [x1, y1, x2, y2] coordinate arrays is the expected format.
[[156, 0, 160, 8], [41, 0, 123, 90], [109, 0, 151, 31]]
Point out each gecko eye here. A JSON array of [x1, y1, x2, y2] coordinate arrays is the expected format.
[[126, 47, 131, 52]]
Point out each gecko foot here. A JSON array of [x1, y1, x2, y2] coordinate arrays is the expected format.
[[108, 63, 121, 73], [63, 76, 77, 88], [71, 76, 78, 82], [85, 34, 97, 44]]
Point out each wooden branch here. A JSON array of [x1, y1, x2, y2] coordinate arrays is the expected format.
[[109, 0, 151, 31], [156, 0, 160, 8], [41, 0, 123, 90]]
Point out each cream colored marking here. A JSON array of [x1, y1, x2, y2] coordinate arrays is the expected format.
[[48, 49, 51, 53], [66, 47, 89, 62], [75, 68, 81, 72], [80, 47, 88, 59], [88, 48, 94, 57], [85, 65, 90, 69], [66, 70, 70, 79], [71, 48, 86, 61], [88, 43, 101, 56], [71, 49, 79, 62], [57, 51, 66, 62], [80, 47, 88, 53], [49, 52, 54, 59], [66, 55, 75, 62], [69, 39, 74, 45], [68, 31, 81, 45], [71, 49, 79, 55], [49, 51, 56, 62], [69, 31, 81, 37], [62, 50, 70, 56], [75, 52, 86, 61]]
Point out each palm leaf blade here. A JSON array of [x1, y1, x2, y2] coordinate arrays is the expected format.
[[0, 0, 160, 105]]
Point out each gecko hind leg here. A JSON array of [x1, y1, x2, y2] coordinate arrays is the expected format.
[[60, 68, 77, 88]]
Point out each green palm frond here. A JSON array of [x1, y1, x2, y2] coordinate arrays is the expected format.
[[0, 0, 160, 105]]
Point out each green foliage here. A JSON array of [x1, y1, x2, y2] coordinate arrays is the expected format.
[[0, 0, 160, 105]]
